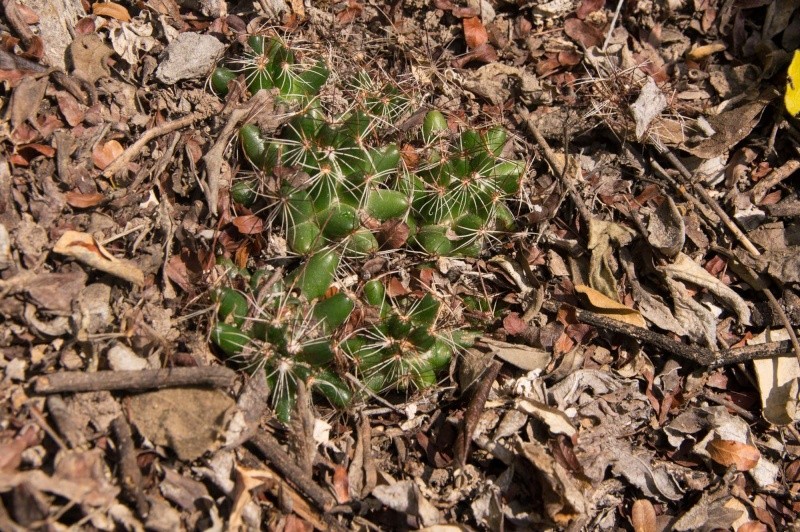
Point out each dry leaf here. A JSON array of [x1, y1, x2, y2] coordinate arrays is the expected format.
[[92, 139, 124, 170], [9, 76, 48, 130], [737, 521, 769, 532], [66, 191, 105, 209], [92, 1, 131, 22], [68, 33, 114, 84], [564, 18, 604, 48], [631, 499, 657, 532], [373, 481, 441, 527], [463, 17, 489, 48], [706, 439, 760, 471], [53, 230, 145, 286], [750, 328, 800, 425], [516, 398, 576, 436], [232, 215, 264, 235], [574, 284, 647, 328], [478, 337, 551, 372], [332, 464, 350, 503], [631, 77, 667, 141]]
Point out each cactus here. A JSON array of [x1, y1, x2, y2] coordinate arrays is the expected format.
[[208, 265, 471, 422], [207, 32, 525, 421]]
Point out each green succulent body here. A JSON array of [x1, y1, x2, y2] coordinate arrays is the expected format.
[[208, 34, 522, 421]]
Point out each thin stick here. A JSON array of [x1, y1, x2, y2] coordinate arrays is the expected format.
[[344, 373, 404, 414], [111, 416, 149, 518], [602, 0, 625, 52], [453, 360, 502, 469], [750, 159, 800, 204], [711, 245, 800, 367], [542, 300, 792, 368], [102, 111, 213, 178], [247, 432, 337, 512], [656, 147, 761, 257], [201, 89, 278, 216], [33, 366, 237, 394], [517, 106, 591, 224]]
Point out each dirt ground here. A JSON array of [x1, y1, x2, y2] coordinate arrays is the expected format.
[[2, 0, 800, 530]]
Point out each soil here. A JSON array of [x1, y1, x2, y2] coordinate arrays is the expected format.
[[2, 0, 800, 530]]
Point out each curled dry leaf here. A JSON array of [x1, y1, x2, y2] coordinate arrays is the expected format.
[[706, 438, 760, 471], [661, 253, 752, 326], [92, 1, 131, 22], [630, 499, 657, 532], [92, 139, 124, 170], [463, 17, 489, 49], [53, 230, 145, 286], [647, 195, 685, 258], [574, 284, 647, 328]]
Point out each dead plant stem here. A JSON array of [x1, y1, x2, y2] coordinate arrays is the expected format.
[[102, 110, 213, 179]]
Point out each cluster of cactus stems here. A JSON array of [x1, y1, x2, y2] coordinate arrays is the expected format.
[[208, 34, 525, 421]]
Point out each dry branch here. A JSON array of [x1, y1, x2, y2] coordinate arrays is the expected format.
[[33, 366, 237, 394]]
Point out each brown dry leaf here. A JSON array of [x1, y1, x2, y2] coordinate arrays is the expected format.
[[92, 1, 131, 22], [660, 253, 751, 326], [706, 439, 760, 471], [463, 17, 488, 48], [631, 499, 657, 532], [332, 464, 350, 504], [128, 388, 236, 461], [53, 230, 145, 286], [564, 18, 604, 48], [9, 76, 48, 131], [574, 284, 647, 328], [452, 43, 498, 68], [336, 0, 362, 24], [92, 139, 124, 170], [517, 439, 589, 525], [67, 33, 114, 84], [647, 195, 685, 258], [737, 521, 769, 532], [55, 90, 87, 126], [232, 215, 264, 235], [576, 0, 605, 19], [65, 191, 104, 209], [751, 328, 799, 425], [377, 219, 409, 249], [478, 337, 551, 372]]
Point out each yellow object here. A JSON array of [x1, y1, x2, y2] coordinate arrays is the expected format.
[[785, 50, 800, 116]]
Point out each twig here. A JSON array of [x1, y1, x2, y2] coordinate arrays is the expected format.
[[344, 373, 404, 414], [655, 146, 761, 257], [711, 245, 800, 367], [542, 300, 792, 369], [764, 200, 800, 218], [102, 111, 213, 178], [650, 159, 720, 224], [201, 90, 276, 216], [247, 432, 337, 512], [33, 366, 237, 394], [602, 0, 625, 52], [453, 359, 502, 469], [701, 392, 756, 421], [111, 416, 149, 518], [517, 106, 592, 224], [751, 159, 800, 204]]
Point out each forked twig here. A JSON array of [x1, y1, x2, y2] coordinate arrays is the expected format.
[[102, 111, 214, 178]]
